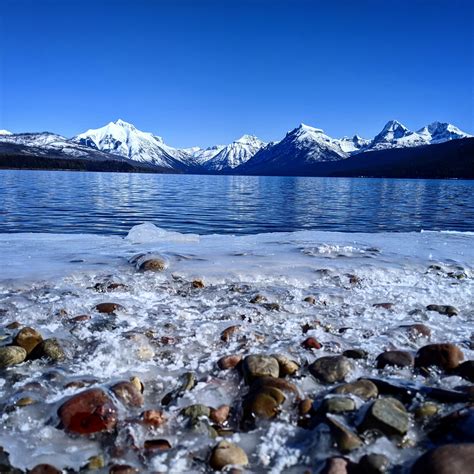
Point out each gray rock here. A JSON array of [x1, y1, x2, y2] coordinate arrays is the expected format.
[[326, 414, 363, 452], [0, 346, 27, 368], [209, 440, 248, 471], [376, 350, 414, 369], [242, 355, 279, 384], [322, 397, 356, 414], [309, 356, 353, 384], [411, 443, 474, 474], [426, 304, 459, 317], [359, 453, 390, 473], [361, 397, 410, 436], [333, 379, 379, 400]]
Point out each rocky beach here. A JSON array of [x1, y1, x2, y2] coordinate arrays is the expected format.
[[0, 224, 473, 473]]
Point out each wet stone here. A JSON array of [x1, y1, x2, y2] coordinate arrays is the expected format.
[[0, 346, 27, 368], [182, 404, 211, 421], [29, 465, 62, 474], [302, 337, 322, 350], [322, 396, 356, 414], [58, 388, 117, 435], [358, 453, 390, 473], [220, 325, 241, 342], [242, 386, 286, 422], [304, 296, 316, 304], [415, 402, 439, 420], [31, 338, 66, 361], [273, 354, 299, 376], [144, 439, 172, 452], [192, 279, 205, 288], [217, 354, 242, 370], [342, 349, 368, 360], [376, 350, 414, 369], [242, 354, 279, 384], [111, 381, 144, 407], [321, 457, 353, 474], [95, 302, 123, 314], [361, 397, 410, 436], [309, 356, 353, 384], [411, 443, 474, 474], [138, 258, 167, 272], [454, 360, 474, 382], [142, 410, 166, 427], [326, 414, 363, 452], [426, 304, 459, 317], [415, 343, 464, 371], [13, 327, 43, 355], [209, 441, 248, 471], [250, 294, 267, 304], [109, 466, 138, 474], [210, 405, 230, 424], [405, 323, 432, 339]]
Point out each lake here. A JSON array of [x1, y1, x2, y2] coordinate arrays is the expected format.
[[0, 169, 473, 235]]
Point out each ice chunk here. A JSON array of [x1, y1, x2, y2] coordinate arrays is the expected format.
[[125, 222, 200, 244]]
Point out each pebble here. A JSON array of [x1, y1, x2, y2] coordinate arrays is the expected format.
[[144, 439, 172, 452], [322, 397, 356, 413], [358, 453, 390, 473], [210, 405, 230, 424], [109, 466, 138, 474], [13, 327, 43, 355], [415, 402, 439, 420], [217, 354, 242, 370], [411, 443, 474, 474], [415, 343, 464, 371], [304, 296, 316, 304], [309, 356, 353, 384], [321, 457, 352, 474], [111, 381, 144, 407], [29, 465, 62, 474], [376, 350, 414, 369], [302, 337, 322, 350], [95, 302, 123, 314], [58, 388, 117, 434], [31, 338, 66, 361], [220, 325, 241, 342], [361, 397, 410, 436], [192, 279, 205, 288], [342, 349, 368, 360], [142, 410, 166, 427], [138, 258, 167, 272], [209, 441, 248, 471], [454, 360, 474, 382], [326, 414, 363, 452], [405, 324, 432, 339], [242, 354, 280, 383], [0, 346, 27, 368], [242, 386, 285, 422], [426, 304, 459, 316], [273, 354, 299, 376]]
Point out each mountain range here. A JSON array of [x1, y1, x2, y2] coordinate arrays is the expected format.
[[0, 118, 472, 178]]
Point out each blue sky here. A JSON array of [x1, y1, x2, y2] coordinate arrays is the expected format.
[[1, 0, 473, 147]]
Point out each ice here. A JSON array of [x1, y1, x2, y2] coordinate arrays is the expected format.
[[0, 225, 473, 471]]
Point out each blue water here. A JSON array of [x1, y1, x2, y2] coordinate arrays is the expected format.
[[0, 170, 473, 235]]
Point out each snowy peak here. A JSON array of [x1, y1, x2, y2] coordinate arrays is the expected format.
[[375, 120, 411, 141], [0, 130, 12, 135], [417, 121, 471, 143]]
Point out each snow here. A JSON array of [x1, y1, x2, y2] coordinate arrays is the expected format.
[[0, 224, 473, 471], [0, 129, 12, 135]]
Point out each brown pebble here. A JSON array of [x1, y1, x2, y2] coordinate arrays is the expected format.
[[415, 343, 464, 371], [210, 405, 230, 424], [304, 296, 316, 304], [220, 325, 241, 342], [217, 354, 242, 370], [373, 302, 394, 310], [29, 465, 62, 474], [192, 279, 205, 288], [70, 314, 91, 322], [95, 302, 123, 314], [142, 409, 166, 426], [111, 381, 144, 407], [302, 337, 322, 350], [109, 465, 138, 474], [144, 439, 172, 452], [299, 398, 313, 416]]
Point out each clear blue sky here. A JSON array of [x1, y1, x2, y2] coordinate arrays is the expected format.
[[1, 0, 473, 147]]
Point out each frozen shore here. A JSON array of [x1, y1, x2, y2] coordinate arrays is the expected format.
[[0, 224, 473, 473]]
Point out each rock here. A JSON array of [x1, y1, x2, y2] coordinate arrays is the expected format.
[[302, 337, 322, 350], [304, 296, 316, 304], [109, 465, 138, 474], [426, 304, 459, 317], [209, 441, 248, 471], [111, 381, 144, 407], [358, 453, 390, 473], [242, 386, 286, 422], [411, 443, 474, 474], [138, 258, 167, 272], [0, 346, 27, 368], [144, 439, 172, 452], [326, 414, 363, 452], [242, 355, 279, 384], [58, 388, 117, 434], [142, 410, 166, 426], [322, 397, 356, 414], [249, 376, 298, 395], [376, 350, 414, 369], [342, 349, 368, 360], [13, 327, 43, 355], [454, 360, 474, 382], [373, 303, 393, 310], [5, 321, 21, 330], [192, 279, 205, 288], [210, 405, 230, 424], [217, 354, 242, 370], [250, 294, 267, 304], [95, 302, 123, 314], [129, 376, 144, 393], [415, 402, 439, 420], [405, 324, 432, 339], [415, 343, 464, 371], [30, 338, 66, 361], [309, 356, 353, 384], [273, 354, 299, 376], [299, 398, 313, 416], [70, 314, 91, 323], [182, 404, 211, 421], [321, 457, 352, 474], [220, 325, 241, 342], [262, 302, 280, 311], [427, 407, 474, 444], [15, 397, 36, 407], [361, 397, 410, 436], [29, 465, 62, 474], [161, 372, 196, 405]]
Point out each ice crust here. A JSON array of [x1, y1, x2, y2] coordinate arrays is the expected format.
[[0, 223, 473, 472]]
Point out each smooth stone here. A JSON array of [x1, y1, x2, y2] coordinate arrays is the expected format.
[[309, 356, 353, 384], [249, 376, 298, 395], [405, 323, 432, 338], [111, 381, 144, 407], [13, 327, 43, 355], [129, 376, 144, 393], [217, 354, 242, 370], [29, 465, 62, 474], [302, 337, 322, 350], [321, 457, 353, 474], [415, 343, 464, 371], [273, 354, 299, 376], [358, 453, 390, 473], [373, 303, 393, 310], [454, 360, 474, 382], [0, 346, 27, 368], [144, 439, 172, 452], [333, 379, 378, 401], [182, 404, 211, 420], [376, 350, 414, 369], [95, 302, 123, 314], [192, 279, 205, 288], [87, 455, 105, 470], [304, 296, 316, 304], [30, 338, 66, 361], [210, 405, 230, 424], [342, 349, 368, 360], [242, 355, 279, 384], [161, 372, 196, 405], [426, 304, 459, 316], [326, 414, 363, 452], [58, 388, 117, 434], [142, 410, 166, 427], [323, 397, 356, 413], [242, 386, 285, 421], [299, 398, 314, 416], [411, 443, 474, 474], [109, 465, 138, 474], [138, 258, 167, 272], [361, 397, 410, 436], [415, 402, 439, 420], [249, 294, 267, 304], [209, 441, 248, 471], [220, 325, 241, 342]]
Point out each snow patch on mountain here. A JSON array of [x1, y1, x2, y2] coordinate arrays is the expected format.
[[0, 130, 12, 135], [417, 121, 471, 144]]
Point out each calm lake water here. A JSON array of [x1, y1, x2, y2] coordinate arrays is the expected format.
[[0, 170, 473, 235]]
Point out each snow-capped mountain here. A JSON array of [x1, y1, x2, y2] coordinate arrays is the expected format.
[[239, 124, 348, 174], [417, 121, 471, 144], [73, 119, 194, 169], [337, 135, 370, 154], [204, 135, 266, 171], [0, 130, 12, 135], [365, 120, 428, 151], [189, 145, 225, 165]]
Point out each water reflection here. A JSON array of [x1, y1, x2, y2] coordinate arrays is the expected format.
[[0, 170, 472, 235]]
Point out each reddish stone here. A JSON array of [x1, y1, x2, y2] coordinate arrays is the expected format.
[[95, 302, 123, 314], [415, 343, 464, 371], [70, 314, 91, 322], [58, 388, 117, 434], [29, 465, 62, 474], [302, 337, 322, 350], [210, 405, 230, 424], [142, 409, 166, 426], [217, 354, 242, 370], [144, 439, 172, 452], [220, 325, 241, 342]]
